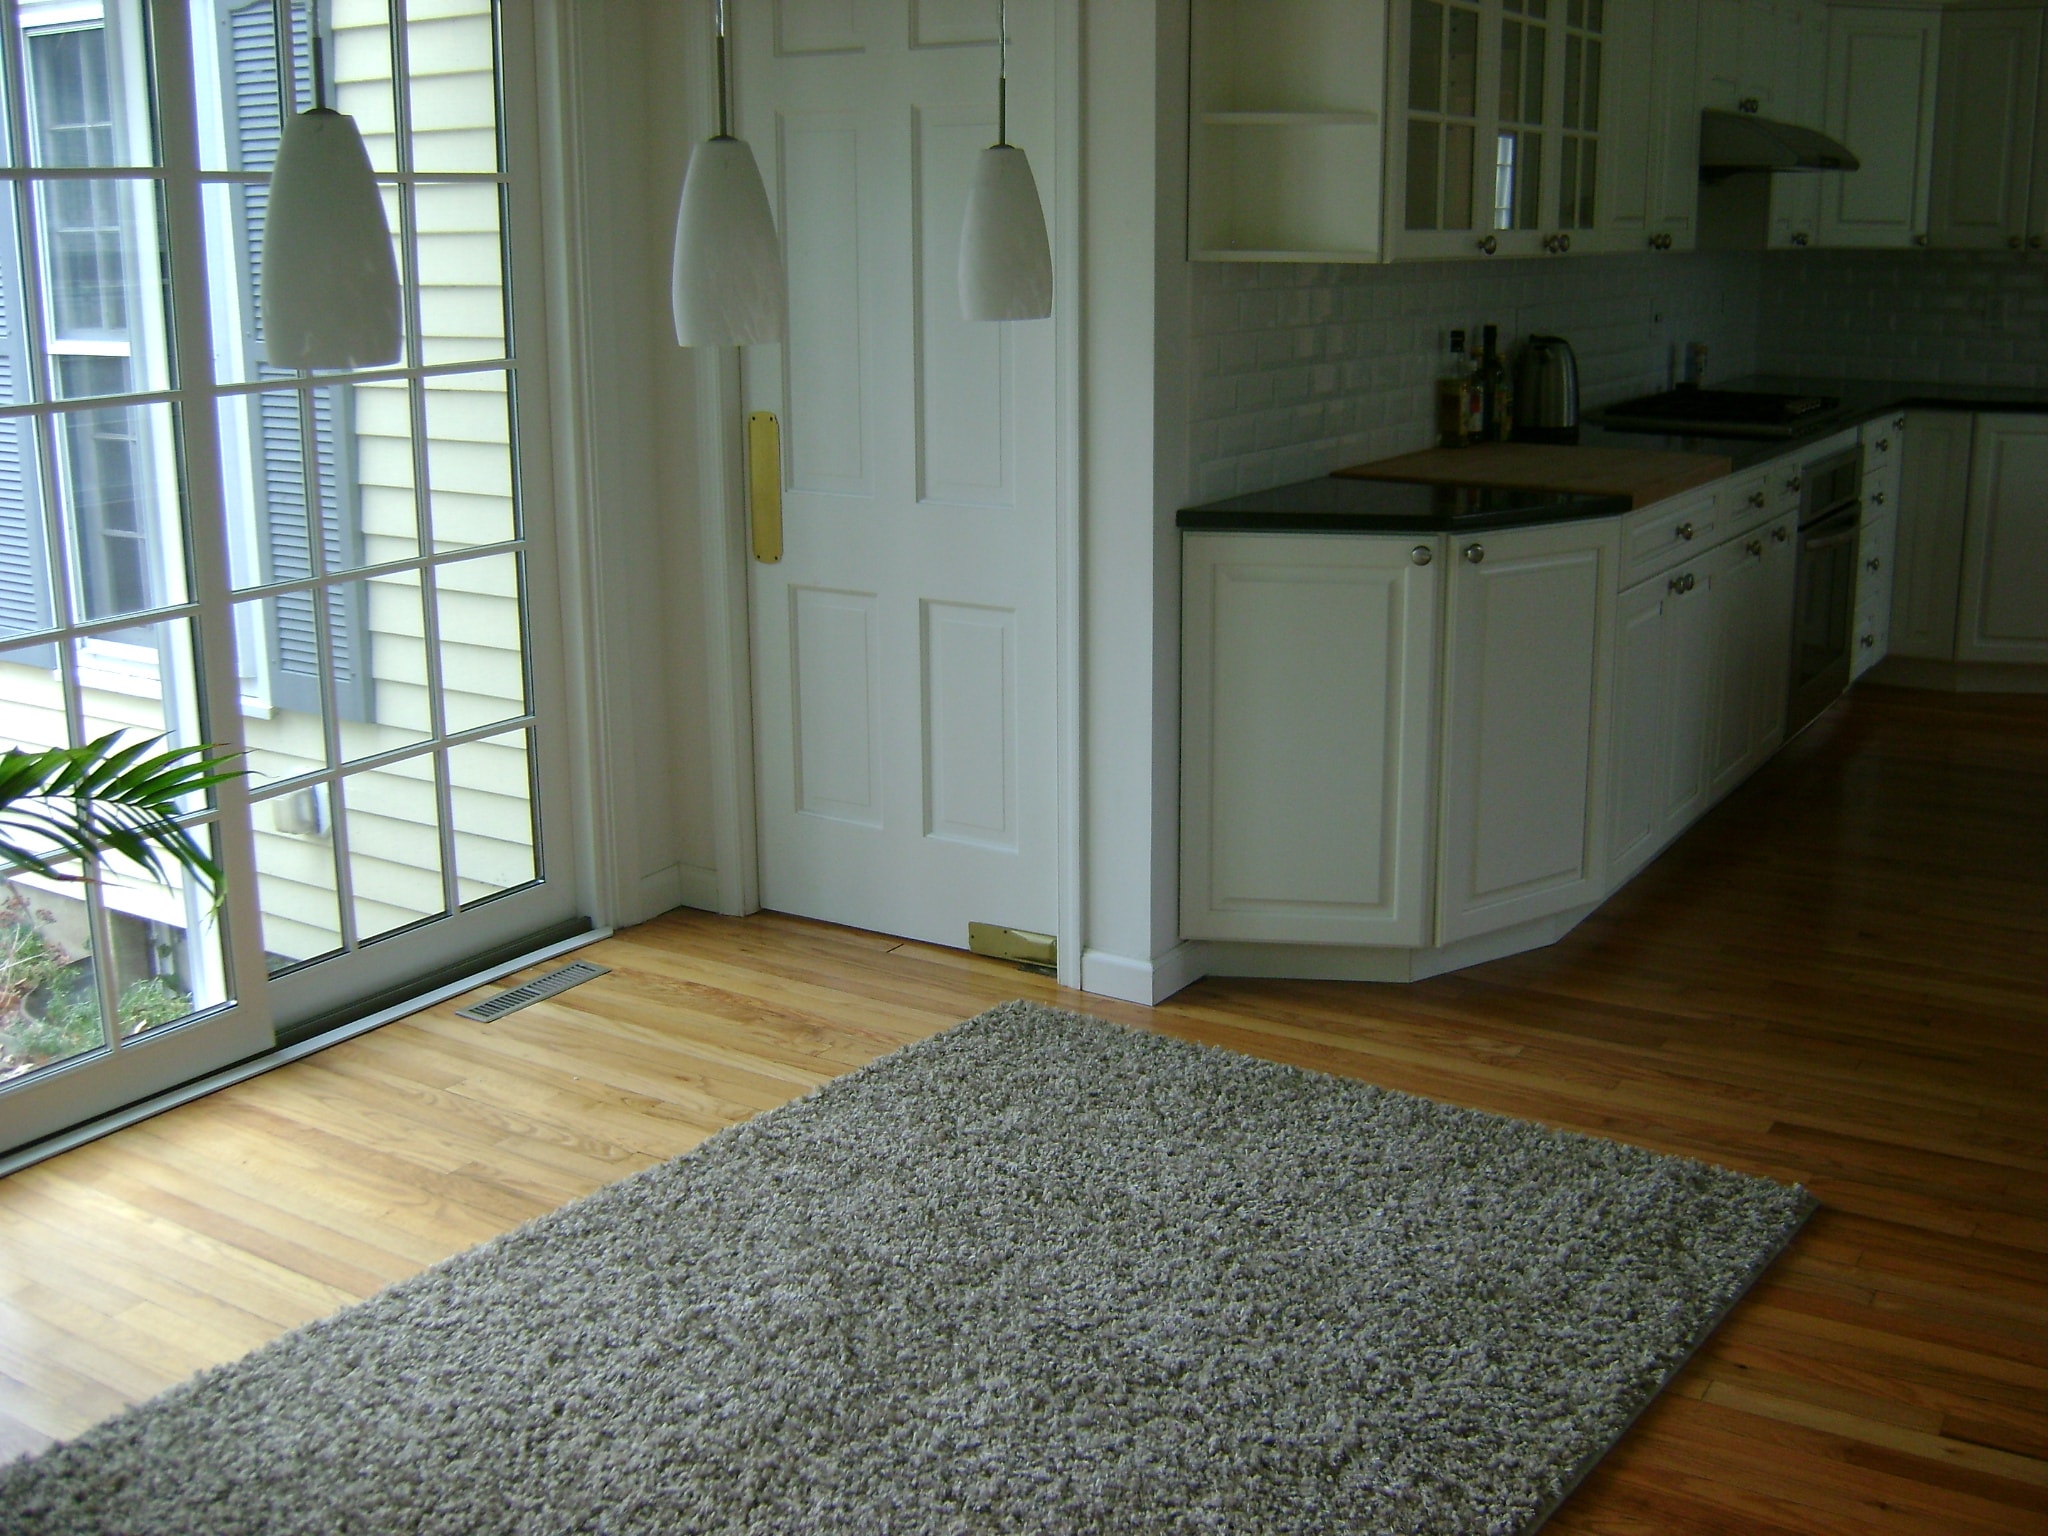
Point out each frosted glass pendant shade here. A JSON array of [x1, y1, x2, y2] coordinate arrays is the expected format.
[[959, 144, 1051, 321], [261, 108, 402, 370], [672, 136, 787, 347]]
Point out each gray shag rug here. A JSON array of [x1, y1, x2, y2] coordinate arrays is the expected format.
[[0, 1001, 1812, 1535]]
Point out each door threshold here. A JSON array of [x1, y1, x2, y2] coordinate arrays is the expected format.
[[0, 927, 614, 1180]]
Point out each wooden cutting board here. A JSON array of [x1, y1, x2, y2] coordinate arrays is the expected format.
[[1335, 444, 1733, 509]]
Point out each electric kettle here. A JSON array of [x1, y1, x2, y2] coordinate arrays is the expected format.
[[1512, 335, 1580, 443]]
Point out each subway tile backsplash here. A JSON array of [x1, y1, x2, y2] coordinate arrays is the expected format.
[[1188, 248, 2048, 503]]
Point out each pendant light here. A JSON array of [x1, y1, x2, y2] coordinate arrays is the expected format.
[[672, 0, 786, 346], [261, 0, 402, 370], [958, 0, 1051, 321]]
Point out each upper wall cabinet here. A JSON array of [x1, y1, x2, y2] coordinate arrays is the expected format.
[[1766, 0, 1830, 248], [1817, 5, 1941, 247], [1189, 0, 1673, 262], [1926, 4, 2046, 252], [1187, 0, 1391, 260]]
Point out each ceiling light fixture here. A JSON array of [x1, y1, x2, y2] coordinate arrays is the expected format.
[[672, 0, 787, 347], [260, 0, 402, 370], [958, 0, 1051, 322]]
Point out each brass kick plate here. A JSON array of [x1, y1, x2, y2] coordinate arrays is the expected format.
[[968, 922, 1056, 969], [746, 411, 782, 563]]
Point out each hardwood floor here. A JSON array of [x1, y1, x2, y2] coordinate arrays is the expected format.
[[2, 684, 2045, 1532]]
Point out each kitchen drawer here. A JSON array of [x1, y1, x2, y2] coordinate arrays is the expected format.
[[1719, 468, 1774, 539], [1763, 454, 1804, 519], [1856, 507, 1897, 622], [1620, 485, 1720, 589], [1860, 412, 1906, 476], [1861, 456, 1900, 520]]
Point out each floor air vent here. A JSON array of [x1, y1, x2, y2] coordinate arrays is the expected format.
[[456, 960, 610, 1022]]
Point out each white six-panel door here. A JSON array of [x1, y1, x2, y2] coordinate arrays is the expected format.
[[735, 0, 1057, 949]]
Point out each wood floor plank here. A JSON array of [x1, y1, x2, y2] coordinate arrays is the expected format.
[[1, 686, 2044, 1532]]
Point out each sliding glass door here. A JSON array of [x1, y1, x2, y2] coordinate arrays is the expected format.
[[0, 0, 576, 1157]]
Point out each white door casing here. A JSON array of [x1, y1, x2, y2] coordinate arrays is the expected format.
[[734, 0, 1058, 950]]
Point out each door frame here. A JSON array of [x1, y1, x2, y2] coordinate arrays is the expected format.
[[686, 0, 1084, 988]]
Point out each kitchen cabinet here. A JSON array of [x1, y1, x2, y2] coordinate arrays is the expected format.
[[1187, 0, 1390, 260], [1889, 410, 1973, 661], [1853, 505, 1898, 677], [1436, 520, 1616, 942], [1603, 0, 1704, 251], [1179, 532, 1442, 945], [1709, 513, 1798, 795], [1767, 0, 1830, 248], [1698, 0, 1778, 114], [1817, 5, 1941, 248], [1926, 4, 2045, 252], [1956, 415, 2048, 665]]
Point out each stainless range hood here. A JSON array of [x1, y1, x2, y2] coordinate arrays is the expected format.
[[1699, 108, 1859, 180]]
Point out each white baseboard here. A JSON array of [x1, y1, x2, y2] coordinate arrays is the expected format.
[[1079, 942, 1206, 1006]]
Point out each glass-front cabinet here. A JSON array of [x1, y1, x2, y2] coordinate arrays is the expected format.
[[1387, 0, 1613, 258]]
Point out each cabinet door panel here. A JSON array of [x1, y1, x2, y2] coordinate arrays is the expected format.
[[1819, 7, 1940, 247], [1647, 0, 1701, 244], [1957, 416, 2048, 664], [1608, 577, 1671, 884], [1661, 552, 1716, 836], [1598, 0, 1654, 248], [1180, 534, 1442, 944], [1927, 6, 2041, 251], [1438, 522, 1616, 942], [1706, 533, 1765, 802], [1890, 411, 1971, 661], [1853, 508, 1898, 679]]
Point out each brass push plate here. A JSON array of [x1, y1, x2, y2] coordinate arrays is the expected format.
[[968, 922, 1057, 968], [746, 411, 782, 563]]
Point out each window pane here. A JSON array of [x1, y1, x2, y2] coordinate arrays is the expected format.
[[55, 399, 187, 624], [0, 636, 63, 752], [340, 760, 446, 941], [414, 183, 506, 365], [0, 867, 106, 1082], [434, 549, 526, 734], [406, 1, 499, 173], [72, 615, 209, 812], [447, 729, 535, 906], [251, 785, 343, 973], [0, 418, 54, 642], [32, 177, 174, 400], [200, 0, 398, 175], [1408, 0, 1443, 115], [220, 381, 417, 589], [233, 591, 334, 788], [20, 13, 158, 170], [424, 370, 514, 551], [339, 569, 431, 763], [97, 840, 232, 1039]]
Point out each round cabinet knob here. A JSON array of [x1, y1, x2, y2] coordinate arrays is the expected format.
[[1739, 96, 1760, 113], [1894, 416, 1906, 432], [1871, 490, 1886, 505], [1676, 521, 1696, 541], [1789, 474, 1803, 492], [1558, 233, 1572, 253], [1477, 235, 1499, 255], [1462, 543, 1485, 564], [1876, 438, 1890, 453], [1747, 538, 1764, 557], [1861, 634, 1877, 649], [1772, 526, 1790, 543], [1867, 556, 1881, 572], [1686, 572, 1698, 593], [1410, 544, 1434, 566], [1912, 233, 1929, 247], [1791, 232, 1810, 247], [1668, 573, 1687, 595]]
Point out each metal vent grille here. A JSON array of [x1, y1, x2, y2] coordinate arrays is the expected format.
[[456, 961, 610, 1022]]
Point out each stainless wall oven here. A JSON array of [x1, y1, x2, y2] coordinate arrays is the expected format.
[[1786, 444, 1864, 736]]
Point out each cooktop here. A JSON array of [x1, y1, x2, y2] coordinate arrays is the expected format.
[[1597, 387, 1841, 439]]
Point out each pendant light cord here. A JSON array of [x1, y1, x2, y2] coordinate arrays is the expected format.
[[996, 0, 1008, 146], [715, 0, 734, 139], [309, 0, 328, 111]]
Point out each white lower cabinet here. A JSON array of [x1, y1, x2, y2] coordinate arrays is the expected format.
[[1179, 532, 1443, 946], [1436, 522, 1618, 943], [1890, 411, 1973, 660], [1956, 414, 2048, 664], [1709, 514, 1798, 797], [1853, 506, 1897, 678]]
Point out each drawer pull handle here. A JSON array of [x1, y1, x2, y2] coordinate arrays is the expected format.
[[1676, 521, 1696, 541], [1668, 572, 1697, 596], [1477, 235, 1499, 255], [1462, 543, 1485, 564], [1870, 490, 1886, 506], [1748, 490, 1766, 508], [1861, 634, 1876, 649], [1747, 539, 1764, 557], [1867, 556, 1881, 572], [1772, 526, 1790, 543], [1410, 544, 1433, 566], [1876, 438, 1890, 453]]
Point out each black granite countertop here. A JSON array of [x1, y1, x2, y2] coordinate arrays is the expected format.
[[1179, 376, 2048, 534]]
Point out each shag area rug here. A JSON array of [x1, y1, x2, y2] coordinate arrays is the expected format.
[[1, 1001, 1812, 1535]]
